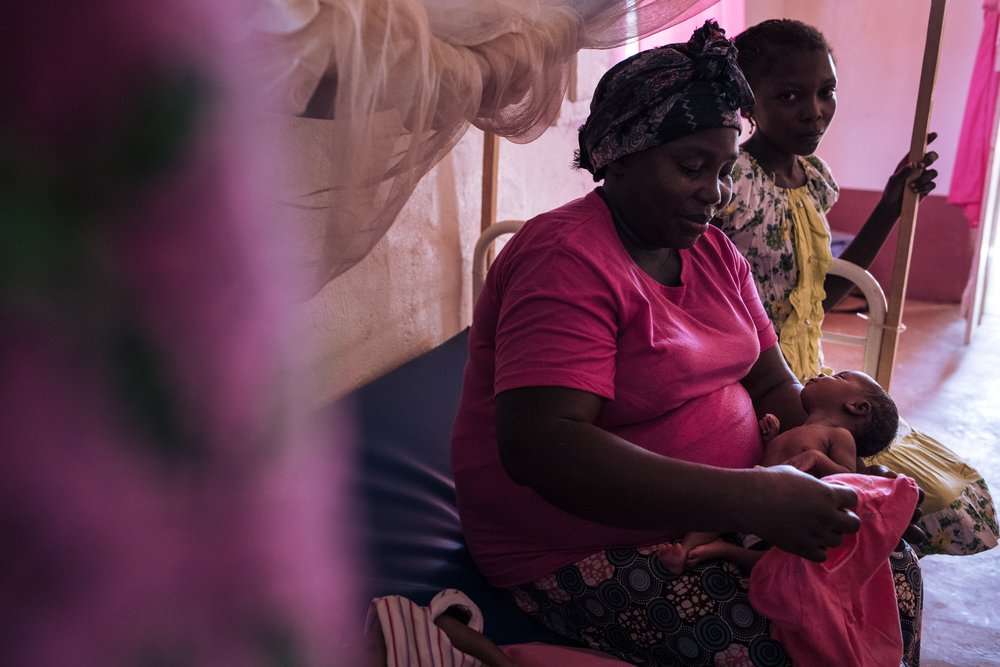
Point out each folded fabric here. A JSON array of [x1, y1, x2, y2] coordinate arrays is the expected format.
[[750, 473, 920, 667], [367, 588, 631, 667], [367, 588, 488, 667], [866, 418, 999, 556]]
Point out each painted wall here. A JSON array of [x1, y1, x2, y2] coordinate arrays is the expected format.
[[296, 1, 984, 405], [827, 191, 974, 303], [746, 0, 982, 195], [746, 0, 983, 304]]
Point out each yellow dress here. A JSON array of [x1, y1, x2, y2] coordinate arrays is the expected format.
[[779, 187, 832, 381]]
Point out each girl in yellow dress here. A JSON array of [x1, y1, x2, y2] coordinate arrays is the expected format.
[[717, 9, 998, 587]]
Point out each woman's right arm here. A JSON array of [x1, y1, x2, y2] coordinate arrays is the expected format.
[[495, 386, 861, 562]]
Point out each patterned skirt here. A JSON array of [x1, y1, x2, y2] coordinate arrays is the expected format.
[[504, 540, 923, 666]]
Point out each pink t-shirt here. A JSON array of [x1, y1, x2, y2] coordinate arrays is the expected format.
[[451, 190, 778, 587]]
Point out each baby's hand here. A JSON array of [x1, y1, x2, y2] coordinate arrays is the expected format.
[[759, 413, 780, 442]]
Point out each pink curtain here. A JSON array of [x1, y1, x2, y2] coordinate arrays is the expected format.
[[948, 0, 1000, 228], [638, 0, 744, 49]]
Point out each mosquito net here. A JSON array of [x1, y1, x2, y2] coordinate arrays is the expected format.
[[245, 0, 718, 290]]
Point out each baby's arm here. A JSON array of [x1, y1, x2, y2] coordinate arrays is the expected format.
[[782, 429, 858, 477]]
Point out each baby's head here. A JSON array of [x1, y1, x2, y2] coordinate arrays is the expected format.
[[802, 371, 898, 457]]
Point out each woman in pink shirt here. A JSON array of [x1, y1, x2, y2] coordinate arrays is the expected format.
[[452, 21, 921, 666]]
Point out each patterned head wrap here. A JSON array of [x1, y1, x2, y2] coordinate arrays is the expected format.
[[576, 20, 754, 181]]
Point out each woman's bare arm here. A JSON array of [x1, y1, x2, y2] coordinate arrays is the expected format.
[[739, 343, 807, 429], [495, 381, 859, 562]]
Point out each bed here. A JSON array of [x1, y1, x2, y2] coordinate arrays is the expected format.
[[341, 322, 570, 646]]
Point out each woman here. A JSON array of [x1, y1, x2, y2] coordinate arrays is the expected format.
[[451, 22, 886, 665]]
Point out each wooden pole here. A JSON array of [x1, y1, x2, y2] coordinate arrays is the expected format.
[[481, 132, 500, 264], [875, 0, 947, 390]]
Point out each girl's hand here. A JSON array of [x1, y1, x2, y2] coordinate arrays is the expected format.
[[881, 132, 939, 219]]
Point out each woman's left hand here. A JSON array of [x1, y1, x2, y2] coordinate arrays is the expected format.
[[861, 463, 927, 547], [881, 132, 939, 218]]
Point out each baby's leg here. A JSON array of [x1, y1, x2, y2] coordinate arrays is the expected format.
[[659, 531, 720, 574], [687, 540, 766, 575]]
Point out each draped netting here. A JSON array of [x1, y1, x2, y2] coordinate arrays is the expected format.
[[245, 0, 719, 290]]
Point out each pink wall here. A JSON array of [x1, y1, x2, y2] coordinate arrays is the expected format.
[[638, 0, 746, 48], [826, 190, 974, 303]]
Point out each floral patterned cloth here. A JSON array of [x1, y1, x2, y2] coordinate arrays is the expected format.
[[718, 151, 838, 380], [919, 479, 999, 556], [504, 541, 923, 666], [867, 419, 1000, 557]]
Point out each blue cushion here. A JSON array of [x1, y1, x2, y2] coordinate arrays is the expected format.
[[338, 328, 570, 646]]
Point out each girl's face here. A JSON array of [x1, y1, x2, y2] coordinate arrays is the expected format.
[[606, 127, 739, 249], [748, 47, 838, 156]]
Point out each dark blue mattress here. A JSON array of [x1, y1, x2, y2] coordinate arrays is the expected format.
[[338, 327, 569, 646]]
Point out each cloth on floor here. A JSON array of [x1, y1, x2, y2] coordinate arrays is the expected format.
[[749, 473, 920, 667], [866, 417, 999, 556]]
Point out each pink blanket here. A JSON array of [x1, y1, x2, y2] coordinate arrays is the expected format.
[[749, 473, 920, 666]]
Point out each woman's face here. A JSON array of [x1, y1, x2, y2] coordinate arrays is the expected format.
[[748, 47, 838, 156], [605, 126, 740, 249]]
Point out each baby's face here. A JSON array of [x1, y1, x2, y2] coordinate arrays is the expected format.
[[801, 370, 878, 408]]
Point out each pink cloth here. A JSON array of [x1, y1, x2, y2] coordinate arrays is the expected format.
[[749, 473, 920, 667], [947, 0, 1000, 227], [452, 189, 778, 586]]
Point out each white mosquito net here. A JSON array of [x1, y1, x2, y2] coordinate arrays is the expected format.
[[245, 0, 718, 291]]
